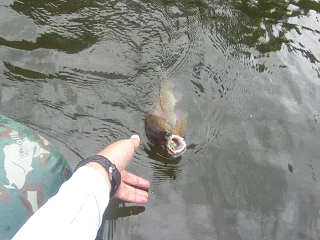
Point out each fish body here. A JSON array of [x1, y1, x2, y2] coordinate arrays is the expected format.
[[145, 79, 187, 158]]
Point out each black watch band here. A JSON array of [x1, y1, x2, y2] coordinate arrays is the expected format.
[[73, 155, 121, 198]]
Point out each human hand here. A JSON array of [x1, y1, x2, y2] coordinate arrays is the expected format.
[[95, 135, 150, 204]]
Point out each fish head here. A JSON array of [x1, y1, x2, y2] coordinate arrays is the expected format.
[[154, 131, 187, 159]]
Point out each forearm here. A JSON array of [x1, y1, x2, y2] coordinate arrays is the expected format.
[[13, 166, 110, 240]]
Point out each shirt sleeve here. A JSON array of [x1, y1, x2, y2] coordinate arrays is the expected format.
[[12, 166, 110, 240]]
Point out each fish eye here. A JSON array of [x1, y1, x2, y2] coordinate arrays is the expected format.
[[165, 130, 171, 137], [159, 145, 164, 150]]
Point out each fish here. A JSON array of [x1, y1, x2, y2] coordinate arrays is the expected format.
[[145, 78, 187, 158]]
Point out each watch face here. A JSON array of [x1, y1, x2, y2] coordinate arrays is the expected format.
[[109, 165, 115, 172], [108, 165, 115, 181]]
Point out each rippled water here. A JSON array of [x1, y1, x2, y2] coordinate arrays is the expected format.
[[1, 0, 320, 239]]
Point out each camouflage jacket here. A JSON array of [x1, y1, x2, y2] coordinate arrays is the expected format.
[[0, 115, 71, 239]]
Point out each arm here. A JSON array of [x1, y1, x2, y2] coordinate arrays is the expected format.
[[13, 135, 150, 240], [12, 166, 110, 240]]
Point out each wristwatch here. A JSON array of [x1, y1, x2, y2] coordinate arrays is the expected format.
[[73, 155, 121, 198]]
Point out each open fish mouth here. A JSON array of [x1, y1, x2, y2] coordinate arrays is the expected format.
[[167, 134, 186, 157]]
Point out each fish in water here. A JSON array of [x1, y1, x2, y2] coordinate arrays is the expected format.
[[145, 78, 187, 158]]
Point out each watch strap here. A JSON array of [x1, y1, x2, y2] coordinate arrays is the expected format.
[[73, 155, 121, 198]]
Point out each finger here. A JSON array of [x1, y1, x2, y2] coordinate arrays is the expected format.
[[115, 182, 149, 204], [129, 135, 140, 150], [121, 170, 150, 189]]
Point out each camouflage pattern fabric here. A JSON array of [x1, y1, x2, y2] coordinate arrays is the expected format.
[[0, 115, 71, 239]]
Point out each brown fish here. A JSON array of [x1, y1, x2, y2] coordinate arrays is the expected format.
[[145, 78, 187, 158]]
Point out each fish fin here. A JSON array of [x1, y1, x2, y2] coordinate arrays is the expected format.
[[175, 118, 187, 136], [165, 114, 177, 127], [175, 109, 188, 120], [174, 109, 188, 136], [171, 89, 183, 103], [161, 78, 174, 90]]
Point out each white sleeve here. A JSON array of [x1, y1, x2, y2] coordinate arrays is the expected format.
[[12, 166, 110, 240]]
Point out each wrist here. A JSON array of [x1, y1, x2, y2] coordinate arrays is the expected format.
[[96, 154, 121, 172], [85, 162, 112, 192], [74, 155, 122, 198]]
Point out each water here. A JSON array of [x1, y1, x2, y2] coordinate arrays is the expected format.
[[1, 0, 320, 239]]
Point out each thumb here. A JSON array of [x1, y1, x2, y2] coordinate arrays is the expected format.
[[96, 135, 141, 171], [129, 134, 140, 150]]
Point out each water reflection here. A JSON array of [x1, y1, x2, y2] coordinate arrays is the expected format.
[[145, 143, 181, 182], [3, 0, 320, 58], [97, 199, 146, 240], [1, 0, 320, 239]]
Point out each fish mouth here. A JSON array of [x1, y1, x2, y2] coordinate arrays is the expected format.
[[166, 134, 187, 158]]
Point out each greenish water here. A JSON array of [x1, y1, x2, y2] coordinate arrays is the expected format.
[[1, 0, 320, 239]]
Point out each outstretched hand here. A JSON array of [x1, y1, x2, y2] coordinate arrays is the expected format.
[[95, 135, 150, 204]]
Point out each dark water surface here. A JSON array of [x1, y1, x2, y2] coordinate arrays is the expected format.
[[1, 0, 320, 239]]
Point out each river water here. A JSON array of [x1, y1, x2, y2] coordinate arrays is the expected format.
[[1, 0, 320, 239]]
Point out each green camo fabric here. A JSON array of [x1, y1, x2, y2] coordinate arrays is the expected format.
[[0, 114, 71, 239]]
